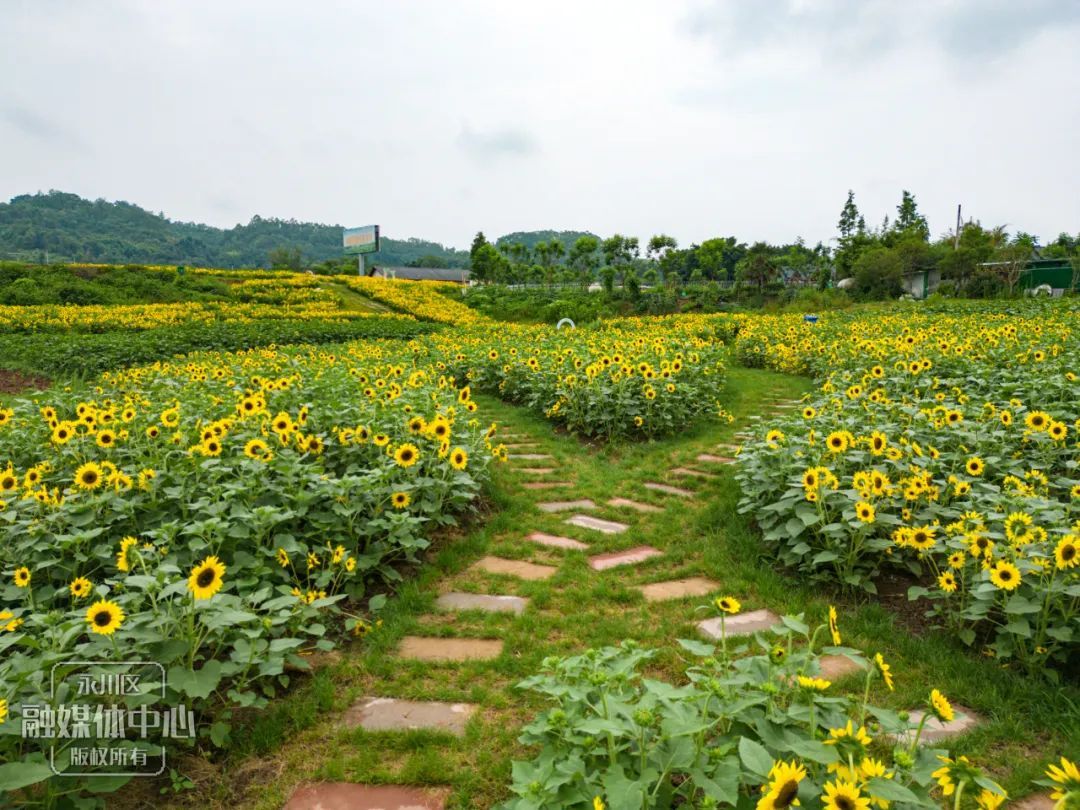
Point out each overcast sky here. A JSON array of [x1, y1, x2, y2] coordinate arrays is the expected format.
[[2, 0, 1077, 249]]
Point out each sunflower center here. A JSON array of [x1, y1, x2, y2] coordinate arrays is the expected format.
[[197, 569, 216, 588], [94, 611, 111, 627], [776, 780, 799, 808], [835, 797, 855, 810]]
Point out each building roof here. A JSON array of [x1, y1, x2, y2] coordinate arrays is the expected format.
[[369, 266, 470, 282]]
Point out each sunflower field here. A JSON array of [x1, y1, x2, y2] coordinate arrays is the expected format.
[[734, 302, 1080, 669], [0, 337, 504, 789], [430, 316, 730, 439]]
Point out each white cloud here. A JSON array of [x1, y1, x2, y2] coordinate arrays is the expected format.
[[0, 0, 1076, 246]]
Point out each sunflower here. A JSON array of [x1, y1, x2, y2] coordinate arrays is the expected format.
[[86, 600, 125, 635], [201, 438, 223, 456], [1055, 536, 1079, 570], [95, 429, 117, 449], [873, 653, 894, 691], [69, 576, 92, 599], [802, 406, 816, 419], [145, 425, 161, 439], [244, 438, 270, 460], [1046, 757, 1080, 807], [13, 567, 31, 588], [989, 560, 1021, 591], [188, 555, 226, 600], [1048, 421, 1068, 441], [593, 798, 605, 810], [938, 571, 958, 593], [965, 457, 985, 476], [715, 595, 741, 615], [825, 432, 849, 453], [0, 697, 6, 724], [74, 461, 104, 491], [276, 548, 290, 568], [932, 755, 981, 798], [394, 443, 420, 468], [1025, 410, 1050, 431], [797, 676, 831, 691], [855, 502, 875, 524], [160, 406, 180, 428], [757, 759, 807, 810], [449, 447, 468, 470], [373, 433, 390, 447], [828, 605, 842, 646], [392, 491, 411, 509], [999, 410, 1013, 426], [974, 789, 1006, 810], [821, 780, 870, 810], [929, 688, 954, 723], [909, 526, 937, 551]]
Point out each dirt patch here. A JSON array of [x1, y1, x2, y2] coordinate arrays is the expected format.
[[0, 369, 50, 394], [874, 570, 938, 638]]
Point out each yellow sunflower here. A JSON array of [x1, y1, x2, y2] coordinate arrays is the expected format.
[[715, 595, 741, 615], [86, 600, 125, 635], [929, 688, 954, 723], [821, 780, 870, 810], [394, 443, 420, 468], [1055, 536, 1079, 570], [74, 461, 104, 491], [757, 759, 807, 810], [392, 491, 411, 509], [69, 577, 92, 599], [13, 567, 31, 588], [989, 560, 1021, 591], [188, 555, 227, 600], [449, 447, 468, 470]]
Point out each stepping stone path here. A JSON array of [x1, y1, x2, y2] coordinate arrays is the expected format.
[[670, 467, 718, 480], [715, 443, 740, 451], [589, 545, 663, 571], [608, 497, 662, 513], [643, 482, 694, 498], [528, 531, 589, 551], [698, 608, 780, 640], [817, 654, 865, 680], [636, 577, 720, 602], [509, 453, 553, 460], [516, 467, 556, 475], [286, 783, 448, 810], [696, 453, 735, 464], [470, 555, 557, 580], [522, 481, 572, 490], [435, 592, 528, 614], [1011, 795, 1054, 810], [538, 498, 596, 513], [505, 442, 539, 449], [345, 696, 477, 736], [397, 636, 503, 662], [903, 705, 984, 744], [565, 514, 628, 534]]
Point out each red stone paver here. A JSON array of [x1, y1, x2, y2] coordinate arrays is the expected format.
[[817, 654, 865, 681], [521, 481, 573, 490], [670, 467, 718, 480], [538, 499, 596, 513], [1011, 794, 1055, 810], [396, 636, 503, 662], [588, 545, 663, 571], [565, 514, 628, 534], [527, 531, 589, 551], [435, 592, 528, 614], [470, 555, 557, 580], [285, 783, 448, 810], [636, 577, 719, 602], [344, 697, 477, 736], [902, 705, 984, 744], [607, 497, 663, 513], [698, 609, 779, 640], [696, 453, 736, 464], [643, 482, 694, 498]]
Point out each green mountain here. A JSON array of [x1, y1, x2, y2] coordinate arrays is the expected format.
[[494, 230, 599, 251], [0, 191, 470, 268]]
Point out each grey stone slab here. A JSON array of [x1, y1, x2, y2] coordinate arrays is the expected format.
[[565, 514, 628, 534], [285, 783, 448, 810], [505, 442, 539, 449], [435, 592, 528, 614], [509, 453, 554, 460], [396, 636, 503, 662], [636, 577, 720, 602], [589, 545, 663, 571], [527, 531, 589, 551], [643, 482, 694, 498], [817, 654, 866, 681], [607, 497, 663, 513], [538, 499, 596, 513], [515, 467, 556, 475], [344, 697, 477, 736], [470, 555, 557, 580], [698, 609, 780, 640]]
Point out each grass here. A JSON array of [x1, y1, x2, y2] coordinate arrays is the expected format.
[[159, 362, 1079, 809]]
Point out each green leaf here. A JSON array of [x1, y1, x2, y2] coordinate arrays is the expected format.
[[865, 777, 931, 806], [738, 736, 773, 777], [0, 759, 54, 792], [168, 661, 223, 699]]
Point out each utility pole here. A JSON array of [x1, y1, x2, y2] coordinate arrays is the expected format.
[[954, 205, 962, 250]]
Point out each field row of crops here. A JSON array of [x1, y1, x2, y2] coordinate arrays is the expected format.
[[734, 303, 1080, 669]]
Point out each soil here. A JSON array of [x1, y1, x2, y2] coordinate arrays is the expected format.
[[0, 368, 50, 394]]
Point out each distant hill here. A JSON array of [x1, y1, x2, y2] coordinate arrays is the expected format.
[[495, 230, 599, 250], [0, 191, 470, 268]]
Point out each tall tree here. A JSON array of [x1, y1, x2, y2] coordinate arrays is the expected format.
[[894, 190, 929, 240], [838, 190, 861, 240]]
